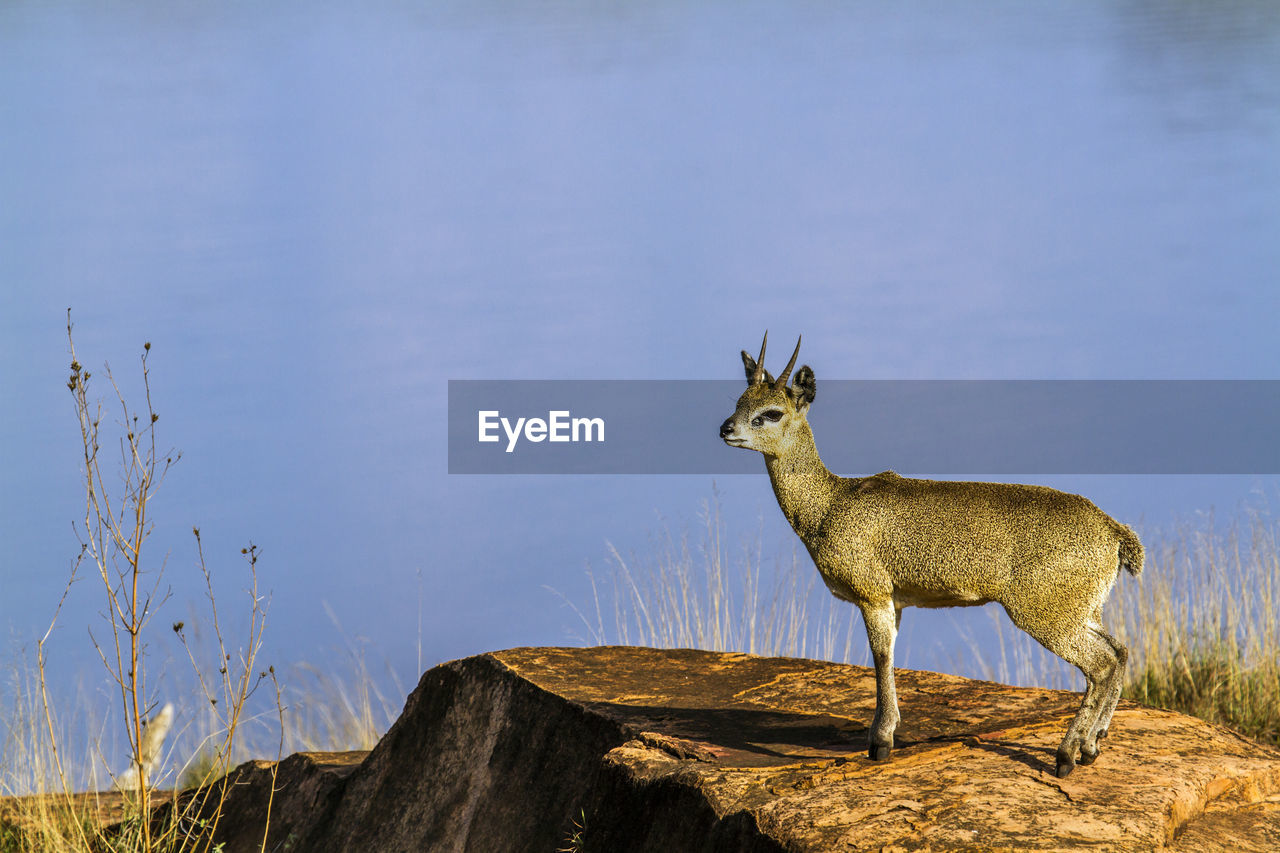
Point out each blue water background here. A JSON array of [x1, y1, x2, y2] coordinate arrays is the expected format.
[[2, 1, 1278, 750]]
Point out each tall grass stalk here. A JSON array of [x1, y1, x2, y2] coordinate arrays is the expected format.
[[278, 605, 404, 754], [570, 495, 864, 665], [1110, 507, 1280, 744]]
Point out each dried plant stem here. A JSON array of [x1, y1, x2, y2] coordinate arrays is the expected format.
[[66, 310, 180, 850], [16, 311, 283, 853]]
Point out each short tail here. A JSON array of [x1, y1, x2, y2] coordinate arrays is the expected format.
[[1116, 524, 1144, 576]]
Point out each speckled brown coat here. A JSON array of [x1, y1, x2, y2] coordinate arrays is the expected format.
[[721, 334, 1143, 778]]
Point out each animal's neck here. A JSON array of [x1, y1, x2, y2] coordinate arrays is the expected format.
[[765, 423, 839, 540]]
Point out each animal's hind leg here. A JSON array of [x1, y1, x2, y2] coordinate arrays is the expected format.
[[1053, 624, 1124, 776], [1083, 624, 1129, 759], [1004, 607, 1119, 777]]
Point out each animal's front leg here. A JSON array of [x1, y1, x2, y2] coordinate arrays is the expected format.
[[861, 601, 901, 761]]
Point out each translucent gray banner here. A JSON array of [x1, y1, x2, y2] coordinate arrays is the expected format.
[[447, 380, 1280, 474]]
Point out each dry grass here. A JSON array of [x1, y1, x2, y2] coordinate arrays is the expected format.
[[1112, 506, 1280, 744], [558, 491, 866, 665], [1, 646, 398, 852], [277, 611, 404, 755], [0, 664, 104, 852]]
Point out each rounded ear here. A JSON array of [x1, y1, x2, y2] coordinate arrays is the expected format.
[[790, 365, 816, 408], [740, 351, 775, 386]]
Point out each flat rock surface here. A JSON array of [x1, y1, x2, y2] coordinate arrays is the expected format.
[[496, 648, 1280, 852], [165, 647, 1280, 852]]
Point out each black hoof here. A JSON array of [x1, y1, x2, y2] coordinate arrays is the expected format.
[[1055, 760, 1075, 778], [1078, 748, 1099, 766], [869, 744, 891, 761]]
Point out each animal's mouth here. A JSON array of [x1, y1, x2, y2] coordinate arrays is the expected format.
[[722, 437, 748, 447]]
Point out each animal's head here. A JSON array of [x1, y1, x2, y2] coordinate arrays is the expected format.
[[720, 332, 816, 457]]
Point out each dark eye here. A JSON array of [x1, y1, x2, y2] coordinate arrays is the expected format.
[[751, 409, 785, 427]]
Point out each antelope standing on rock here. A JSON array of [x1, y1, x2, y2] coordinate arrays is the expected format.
[[719, 334, 1144, 778]]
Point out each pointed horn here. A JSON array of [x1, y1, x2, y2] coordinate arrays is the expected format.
[[775, 335, 802, 389], [752, 331, 768, 385]]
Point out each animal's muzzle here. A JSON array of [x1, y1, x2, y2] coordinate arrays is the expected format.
[[719, 418, 736, 439]]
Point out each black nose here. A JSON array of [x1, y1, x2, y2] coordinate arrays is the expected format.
[[719, 418, 735, 438]]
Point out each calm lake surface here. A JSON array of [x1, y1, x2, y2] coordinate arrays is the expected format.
[[2, 1, 1278, 749]]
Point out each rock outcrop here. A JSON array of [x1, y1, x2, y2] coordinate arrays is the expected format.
[[192, 647, 1280, 852]]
